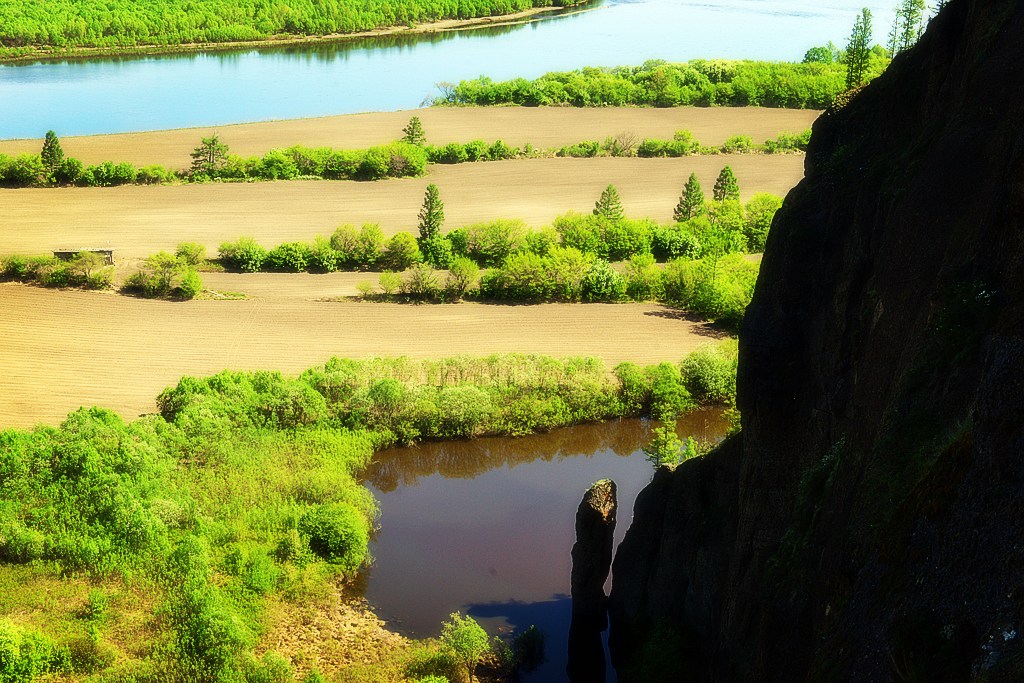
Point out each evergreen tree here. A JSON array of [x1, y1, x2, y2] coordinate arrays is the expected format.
[[190, 133, 229, 176], [417, 183, 451, 267], [593, 184, 625, 222], [673, 173, 705, 222], [713, 166, 740, 202], [844, 8, 873, 89], [417, 183, 444, 241], [401, 116, 426, 146], [889, 0, 926, 55], [40, 130, 64, 175]]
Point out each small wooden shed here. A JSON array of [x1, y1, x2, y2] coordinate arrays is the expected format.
[[53, 248, 114, 265]]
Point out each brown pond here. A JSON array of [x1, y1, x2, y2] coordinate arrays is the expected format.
[[359, 408, 730, 682]]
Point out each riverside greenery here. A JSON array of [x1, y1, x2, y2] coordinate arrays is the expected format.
[[431, 57, 890, 109], [0, 128, 807, 188], [0, 0, 581, 57], [0, 348, 736, 681]]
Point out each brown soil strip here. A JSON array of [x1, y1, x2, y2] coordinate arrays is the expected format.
[[0, 282, 724, 429]]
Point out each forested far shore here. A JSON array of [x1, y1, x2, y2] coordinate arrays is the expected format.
[[0, 0, 585, 57]]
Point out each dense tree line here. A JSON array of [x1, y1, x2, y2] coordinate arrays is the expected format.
[[435, 59, 861, 109], [0, 0, 578, 53]]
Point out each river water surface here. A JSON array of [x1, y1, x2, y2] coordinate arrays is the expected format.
[[361, 409, 730, 681], [0, 0, 897, 139]]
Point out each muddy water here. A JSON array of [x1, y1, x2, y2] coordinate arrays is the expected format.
[[361, 408, 730, 681]]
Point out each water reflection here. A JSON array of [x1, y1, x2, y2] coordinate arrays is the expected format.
[[364, 410, 730, 492], [360, 409, 729, 681]]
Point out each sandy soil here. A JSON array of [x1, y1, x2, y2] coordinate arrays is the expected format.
[[0, 107, 819, 168], [0, 281, 725, 428], [0, 155, 805, 259]]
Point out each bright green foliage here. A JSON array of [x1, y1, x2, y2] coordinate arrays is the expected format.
[[401, 263, 441, 299], [680, 340, 738, 404], [763, 129, 812, 153], [674, 173, 705, 222], [298, 503, 370, 571], [265, 242, 312, 272], [0, 621, 69, 682], [662, 253, 759, 331], [175, 242, 207, 266], [39, 131, 63, 175], [803, 42, 842, 64], [218, 236, 267, 272], [481, 247, 592, 303], [446, 256, 480, 300], [190, 134, 229, 177], [721, 134, 753, 153], [593, 184, 625, 222], [383, 232, 423, 271], [177, 268, 203, 299], [581, 259, 627, 302], [713, 166, 740, 202], [437, 59, 850, 109], [378, 271, 401, 296], [402, 116, 426, 146], [844, 8, 873, 89], [459, 219, 528, 267], [0, 0, 558, 54], [440, 612, 490, 682], [744, 193, 784, 251]]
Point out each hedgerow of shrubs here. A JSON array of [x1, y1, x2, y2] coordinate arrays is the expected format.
[[1, 252, 114, 290], [121, 251, 203, 300]]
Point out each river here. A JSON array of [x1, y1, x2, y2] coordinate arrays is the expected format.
[[361, 409, 730, 681], [0, 0, 897, 139]]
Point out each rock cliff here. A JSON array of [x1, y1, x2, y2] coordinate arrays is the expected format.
[[609, 0, 1024, 679]]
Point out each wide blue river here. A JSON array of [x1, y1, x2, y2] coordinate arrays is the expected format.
[[0, 0, 897, 139]]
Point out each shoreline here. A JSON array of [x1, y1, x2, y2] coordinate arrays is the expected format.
[[0, 5, 581, 65]]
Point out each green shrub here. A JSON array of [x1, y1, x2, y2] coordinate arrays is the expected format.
[[431, 142, 469, 164], [175, 242, 207, 266], [487, 139, 518, 160], [744, 193, 783, 251], [464, 219, 528, 267], [378, 271, 401, 296], [680, 340, 738, 404], [653, 225, 701, 261], [298, 503, 370, 571], [625, 253, 664, 301], [401, 263, 440, 300], [721, 134, 754, 153], [220, 237, 268, 273], [557, 140, 600, 158], [265, 242, 312, 272], [440, 612, 490, 682], [382, 233, 422, 271], [581, 260, 627, 302], [258, 150, 300, 180], [0, 620, 69, 682], [309, 236, 340, 272], [1, 255, 29, 280], [445, 256, 480, 300], [176, 269, 203, 300]]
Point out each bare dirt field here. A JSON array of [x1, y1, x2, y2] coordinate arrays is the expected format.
[[1, 155, 805, 258], [0, 281, 725, 428], [0, 107, 819, 168]]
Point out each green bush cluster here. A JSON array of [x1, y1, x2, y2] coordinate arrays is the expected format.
[[425, 138, 520, 163], [0, 252, 113, 290], [201, 142, 427, 182], [763, 129, 813, 153], [662, 253, 759, 330], [121, 251, 203, 299], [0, 621, 70, 682], [435, 58, 864, 108], [0, 0, 576, 53], [0, 153, 175, 188]]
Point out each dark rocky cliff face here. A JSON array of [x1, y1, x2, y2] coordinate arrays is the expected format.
[[609, 0, 1024, 679]]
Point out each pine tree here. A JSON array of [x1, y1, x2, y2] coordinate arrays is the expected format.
[[889, 0, 926, 55], [593, 184, 625, 222], [402, 116, 426, 146], [713, 166, 740, 202], [40, 130, 64, 175], [190, 133, 229, 176], [417, 183, 445, 241], [843, 8, 873, 89], [673, 173, 705, 222], [416, 184, 451, 268]]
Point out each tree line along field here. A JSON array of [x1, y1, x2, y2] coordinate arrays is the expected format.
[[0, 156, 805, 259], [0, 0, 579, 55], [0, 107, 820, 168]]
